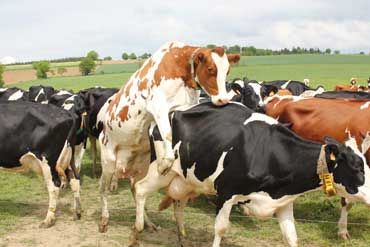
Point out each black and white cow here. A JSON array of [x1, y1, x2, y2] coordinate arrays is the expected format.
[[262, 80, 310, 96], [48, 91, 88, 172], [0, 87, 29, 101], [78, 87, 119, 176], [132, 102, 370, 247], [315, 90, 370, 100], [28, 85, 56, 103], [0, 101, 81, 227]]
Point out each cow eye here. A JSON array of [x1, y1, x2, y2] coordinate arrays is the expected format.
[[207, 67, 213, 73]]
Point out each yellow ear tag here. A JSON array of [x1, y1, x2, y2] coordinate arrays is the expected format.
[[269, 91, 275, 96], [320, 173, 337, 197], [330, 153, 336, 161], [235, 90, 241, 95]]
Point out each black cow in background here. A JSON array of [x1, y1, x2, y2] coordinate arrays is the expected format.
[[78, 87, 119, 176], [315, 90, 370, 100], [261, 80, 311, 95], [28, 85, 56, 103], [0, 101, 82, 227], [0, 87, 29, 101]]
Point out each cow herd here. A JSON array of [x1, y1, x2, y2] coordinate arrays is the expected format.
[[1, 42, 370, 247]]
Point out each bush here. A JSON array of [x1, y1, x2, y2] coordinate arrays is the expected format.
[[0, 64, 4, 87], [32, 61, 50, 79], [79, 57, 96, 76], [57, 67, 67, 76], [103, 56, 112, 61], [122, 52, 129, 60]]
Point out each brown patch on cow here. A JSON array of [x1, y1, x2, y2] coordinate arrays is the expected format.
[[138, 110, 141, 115], [124, 81, 133, 97], [276, 89, 293, 96], [118, 106, 130, 122], [107, 89, 124, 119], [138, 79, 148, 91], [211, 47, 225, 57], [335, 84, 359, 92], [138, 59, 154, 80]]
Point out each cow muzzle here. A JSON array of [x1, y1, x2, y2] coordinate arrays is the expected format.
[[211, 95, 230, 106]]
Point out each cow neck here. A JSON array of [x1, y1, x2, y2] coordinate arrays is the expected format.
[[317, 145, 337, 197]]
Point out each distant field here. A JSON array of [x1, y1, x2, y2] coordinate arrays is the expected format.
[[95, 63, 140, 74], [5, 61, 81, 71]]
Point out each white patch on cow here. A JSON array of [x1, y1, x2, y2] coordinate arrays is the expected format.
[[233, 80, 244, 88], [281, 80, 291, 89], [62, 95, 76, 110], [361, 131, 370, 155], [8, 90, 23, 101], [34, 88, 45, 102], [244, 112, 278, 126], [210, 52, 229, 105], [360, 101, 370, 110], [248, 83, 263, 106], [0, 88, 7, 92], [41, 100, 48, 104], [74, 143, 85, 172], [57, 90, 72, 96]]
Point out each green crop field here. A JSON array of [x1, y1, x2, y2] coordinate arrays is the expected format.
[[5, 61, 81, 71], [95, 63, 141, 74], [1, 54, 370, 246]]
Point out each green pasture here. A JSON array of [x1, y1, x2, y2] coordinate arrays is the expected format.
[[5, 61, 81, 71], [95, 63, 141, 74]]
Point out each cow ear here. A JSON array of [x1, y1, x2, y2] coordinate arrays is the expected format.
[[324, 136, 340, 163], [229, 83, 243, 95], [194, 52, 205, 64], [227, 54, 240, 65]]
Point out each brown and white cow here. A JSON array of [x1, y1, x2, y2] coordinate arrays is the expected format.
[[98, 41, 240, 232], [335, 78, 358, 92], [265, 95, 370, 239]]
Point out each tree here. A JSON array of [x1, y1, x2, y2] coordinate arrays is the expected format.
[[32, 61, 50, 79], [79, 57, 96, 76], [334, 50, 340, 55], [360, 51, 365, 55], [122, 52, 129, 60], [129, 53, 137, 59], [139, 53, 151, 59], [0, 64, 5, 87], [206, 44, 216, 49], [227, 45, 241, 54], [87, 50, 99, 61], [103, 56, 112, 61], [57, 67, 67, 76], [325, 48, 331, 54]]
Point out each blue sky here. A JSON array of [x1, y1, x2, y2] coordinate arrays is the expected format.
[[1, 0, 370, 62]]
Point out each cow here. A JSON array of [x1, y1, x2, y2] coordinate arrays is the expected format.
[[0, 102, 81, 227], [261, 80, 311, 95], [265, 96, 370, 239], [48, 91, 88, 172], [78, 87, 119, 176], [315, 90, 370, 100], [97, 41, 240, 233], [28, 85, 56, 103], [0, 87, 29, 101], [299, 86, 325, 97], [335, 78, 358, 92], [132, 102, 370, 247]]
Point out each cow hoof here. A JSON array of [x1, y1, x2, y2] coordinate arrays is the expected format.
[[99, 217, 109, 233], [338, 231, 350, 240], [145, 221, 160, 233], [128, 227, 141, 247], [39, 218, 56, 228], [109, 181, 118, 192], [73, 211, 82, 221]]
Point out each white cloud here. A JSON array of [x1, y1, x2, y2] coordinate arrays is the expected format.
[[1, 0, 370, 61]]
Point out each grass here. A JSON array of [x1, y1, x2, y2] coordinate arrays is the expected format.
[[95, 63, 140, 74], [1, 54, 370, 246]]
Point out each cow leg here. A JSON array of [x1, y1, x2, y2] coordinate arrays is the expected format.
[[213, 197, 235, 247], [338, 197, 353, 240], [174, 198, 189, 246], [147, 95, 174, 175], [276, 202, 297, 247], [98, 143, 116, 233], [90, 135, 97, 178], [74, 143, 85, 173], [130, 161, 175, 245], [66, 169, 82, 220]]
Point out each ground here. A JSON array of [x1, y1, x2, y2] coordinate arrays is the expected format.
[[1, 54, 370, 246]]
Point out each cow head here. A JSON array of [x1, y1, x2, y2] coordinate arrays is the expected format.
[[227, 80, 260, 111], [192, 47, 240, 106], [29, 85, 55, 103], [324, 137, 370, 205]]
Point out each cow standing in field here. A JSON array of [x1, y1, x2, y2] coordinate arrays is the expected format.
[[265, 96, 370, 239], [0, 87, 29, 101], [98, 41, 240, 232], [335, 78, 358, 92], [78, 87, 119, 176], [0, 102, 81, 227], [133, 102, 370, 247]]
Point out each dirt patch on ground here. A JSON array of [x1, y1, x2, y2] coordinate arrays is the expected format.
[[3, 67, 81, 84]]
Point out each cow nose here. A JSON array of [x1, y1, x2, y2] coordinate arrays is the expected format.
[[217, 98, 229, 105]]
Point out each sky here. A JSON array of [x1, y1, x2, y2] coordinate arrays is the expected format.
[[1, 0, 370, 62]]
